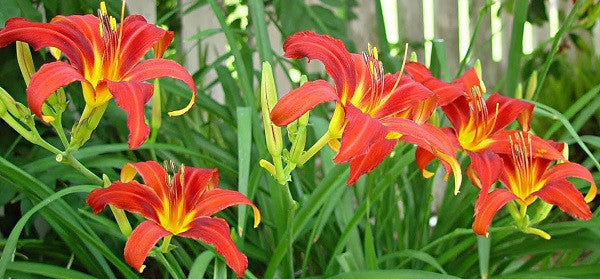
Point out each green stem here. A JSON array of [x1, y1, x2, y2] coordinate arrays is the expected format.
[[161, 235, 173, 253], [51, 113, 70, 149], [455, 1, 492, 78], [297, 131, 331, 166], [154, 251, 183, 279], [61, 153, 103, 185], [504, 0, 528, 97]]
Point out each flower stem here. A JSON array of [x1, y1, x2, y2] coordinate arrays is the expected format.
[[60, 153, 103, 185], [161, 235, 173, 253], [297, 131, 332, 166]]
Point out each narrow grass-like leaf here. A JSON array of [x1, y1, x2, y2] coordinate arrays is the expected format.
[[248, 0, 272, 63], [504, 0, 528, 97], [328, 269, 459, 279], [7, 261, 98, 279], [236, 107, 252, 235], [377, 250, 448, 274], [187, 251, 215, 279]]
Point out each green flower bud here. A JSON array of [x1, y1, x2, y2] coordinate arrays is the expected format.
[[260, 62, 283, 157]]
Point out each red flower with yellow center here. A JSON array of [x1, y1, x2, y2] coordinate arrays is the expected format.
[[270, 31, 462, 187], [86, 161, 260, 277], [0, 1, 196, 148], [404, 62, 550, 186], [471, 132, 596, 236]]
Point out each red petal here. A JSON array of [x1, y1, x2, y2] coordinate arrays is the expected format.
[[106, 81, 153, 149], [171, 167, 220, 211], [487, 131, 564, 160], [534, 181, 592, 220], [472, 189, 516, 236], [466, 151, 502, 190], [121, 161, 169, 200], [270, 80, 338, 126], [333, 104, 387, 163], [124, 220, 170, 272], [153, 31, 174, 59], [347, 138, 397, 185], [26, 61, 86, 118], [403, 62, 466, 106], [383, 118, 462, 191], [86, 181, 163, 222], [440, 96, 471, 133], [283, 31, 356, 99], [118, 15, 173, 75], [0, 15, 100, 69], [372, 75, 435, 119], [193, 189, 261, 228], [123, 58, 196, 116], [485, 93, 534, 133], [179, 217, 248, 278], [542, 162, 597, 203], [453, 68, 481, 93]]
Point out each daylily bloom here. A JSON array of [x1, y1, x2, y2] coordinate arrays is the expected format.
[[270, 31, 462, 187], [0, 1, 196, 148], [404, 62, 550, 186], [472, 132, 597, 237], [86, 161, 260, 277]]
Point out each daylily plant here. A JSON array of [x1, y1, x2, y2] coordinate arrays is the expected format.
[[471, 132, 597, 238], [0, 1, 196, 148], [86, 161, 260, 277], [270, 31, 462, 188]]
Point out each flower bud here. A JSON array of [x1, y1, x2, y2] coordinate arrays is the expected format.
[[260, 62, 283, 157], [16, 42, 35, 86], [525, 70, 537, 100]]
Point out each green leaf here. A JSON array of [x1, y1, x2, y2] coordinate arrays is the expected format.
[[188, 251, 215, 279], [328, 269, 459, 279]]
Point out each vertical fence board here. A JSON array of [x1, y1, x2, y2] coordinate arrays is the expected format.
[[397, 0, 425, 61]]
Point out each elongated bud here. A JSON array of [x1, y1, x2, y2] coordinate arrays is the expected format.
[[410, 52, 418, 62], [525, 70, 537, 100], [514, 83, 523, 99], [474, 59, 486, 93], [261, 62, 282, 157], [16, 42, 35, 86], [149, 79, 162, 142], [530, 201, 553, 225], [0, 87, 21, 118]]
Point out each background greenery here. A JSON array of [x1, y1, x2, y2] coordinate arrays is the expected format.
[[1, 0, 600, 278]]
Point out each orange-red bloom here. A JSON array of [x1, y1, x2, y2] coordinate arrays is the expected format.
[[86, 161, 260, 277], [271, 31, 461, 187], [472, 132, 596, 236], [404, 62, 548, 186], [0, 2, 196, 148]]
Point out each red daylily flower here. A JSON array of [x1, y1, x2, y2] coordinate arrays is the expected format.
[[86, 161, 260, 277], [0, 1, 196, 148], [472, 132, 597, 236], [404, 62, 554, 186], [270, 31, 462, 187]]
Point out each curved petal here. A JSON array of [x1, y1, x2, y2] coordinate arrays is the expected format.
[[383, 118, 462, 193], [270, 80, 338, 126], [372, 75, 435, 119], [415, 146, 436, 179], [453, 68, 482, 94], [534, 180, 592, 220], [124, 220, 170, 273], [106, 81, 153, 149], [485, 93, 534, 133], [86, 181, 163, 222], [171, 167, 220, 211], [403, 62, 466, 106], [283, 31, 356, 98], [466, 151, 502, 190], [0, 16, 99, 70], [179, 217, 248, 278], [123, 58, 196, 116], [153, 30, 174, 58], [472, 189, 516, 236], [542, 162, 597, 203], [121, 161, 169, 200], [347, 138, 397, 185], [440, 96, 470, 133], [26, 61, 86, 118], [118, 15, 173, 74], [333, 105, 387, 164], [487, 130, 565, 160], [193, 189, 261, 228]]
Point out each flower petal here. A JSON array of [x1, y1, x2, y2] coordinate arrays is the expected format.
[[26, 61, 86, 118], [106, 81, 153, 149], [534, 180, 592, 220], [383, 118, 462, 193], [193, 189, 261, 228], [371, 75, 435, 119], [542, 162, 597, 203], [270, 80, 338, 126], [118, 15, 173, 75], [466, 151, 502, 190], [283, 31, 356, 99], [485, 93, 534, 133], [487, 130, 565, 160], [171, 167, 220, 212], [403, 62, 466, 106], [179, 217, 248, 278], [153, 30, 174, 59], [472, 189, 516, 237], [121, 161, 169, 200], [333, 104, 387, 164], [124, 58, 196, 117], [86, 181, 162, 222], [124, 220, 170, 273], [346, 138, 397, 185]]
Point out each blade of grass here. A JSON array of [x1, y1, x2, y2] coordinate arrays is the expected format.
[[248, 0, 272, 63], [7, 261, 98, 279], [328, 269, 459, 279], [504, 0, 528, 97], [236, 107, 252, 236]]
